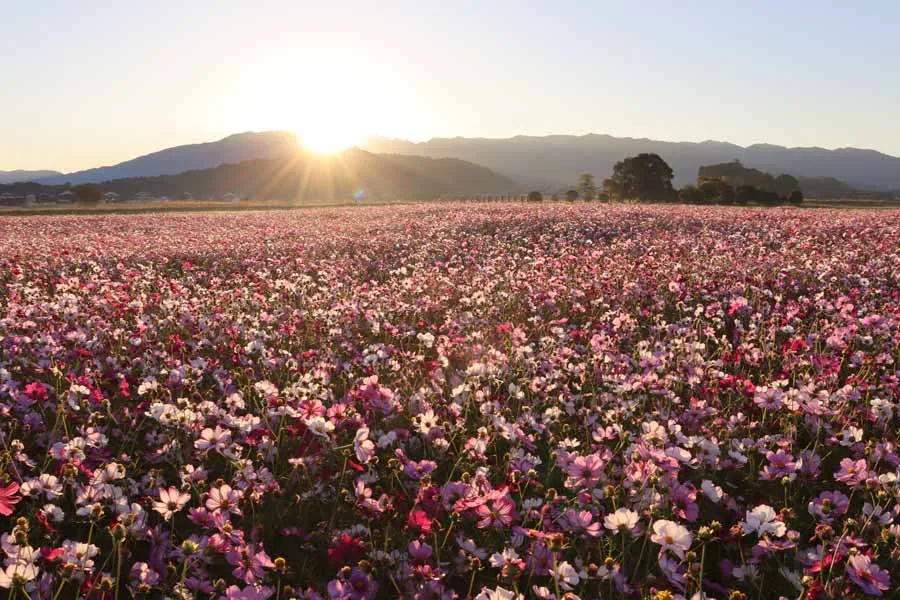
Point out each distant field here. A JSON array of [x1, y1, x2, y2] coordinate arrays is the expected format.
[[1, 196, 898, 216], [1, 203, 898, 599], [0, 197, 402, 216]]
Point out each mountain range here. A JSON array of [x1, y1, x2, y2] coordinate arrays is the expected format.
[[6, 130, 900, 194], [0, 169, 62, 184], [1, 149, 515, 201], [35, 131, 299, 185], [361, 134, 900, 190]]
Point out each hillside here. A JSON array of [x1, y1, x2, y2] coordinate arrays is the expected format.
[[362, 134, 900, 190], [3, 150, 518, 201], [0, 169, 62, 184], [36, 132, 299, 185]]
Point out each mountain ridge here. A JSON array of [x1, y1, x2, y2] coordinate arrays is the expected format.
[[36, 132, 299, 185], [1, 149, 518, 201], [9, 131, 900, 192], [0, 169, 63, 184], [362, 134, 900, 190]]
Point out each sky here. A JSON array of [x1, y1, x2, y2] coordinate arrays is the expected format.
[[2, 0, 899, 172]]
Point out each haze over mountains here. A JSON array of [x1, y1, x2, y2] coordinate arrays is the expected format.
[[362, 134, 900, 190], [35, 132, 299, 186], [6, 130, 900, 194], [3, 149, 515, 201], [0, 169, 62, 184]]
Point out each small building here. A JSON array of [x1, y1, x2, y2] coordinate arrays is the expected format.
[[132, 192, 155, 203], [57, 190, 74, 203], [104, 192, 121, 203], [222, 193, 240, 202], [0, 193, 27, 207]]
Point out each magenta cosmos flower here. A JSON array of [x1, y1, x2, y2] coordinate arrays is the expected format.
[[0, 483, 21, 516]]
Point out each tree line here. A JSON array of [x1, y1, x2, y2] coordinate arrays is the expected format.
[[527, 154, 803, 205]]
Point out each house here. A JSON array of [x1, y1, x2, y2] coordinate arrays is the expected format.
[[0, 193, 26, 207], [222, 193, 240, 202], [57, 190, 74, 203], [104, 192, 121, 203]]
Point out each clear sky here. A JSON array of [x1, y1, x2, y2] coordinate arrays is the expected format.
[[2, 0, 899, 172]]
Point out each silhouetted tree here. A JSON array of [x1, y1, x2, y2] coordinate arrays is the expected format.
[[735, 184, 754, 205], [698, 177, 735, 204], [550, 194, 559, 202], [577, 173, 596, 201], [73, 183, 104, 204], [789, 189, 804, 204], [774, 174, 800, 196], [602, 177, 620, 201], [611, 153, 675, 202], [735, 184, 780, 205], [527, 191, 543, 202], [565, 189, 578, 202], [678, 185, 705, 204]]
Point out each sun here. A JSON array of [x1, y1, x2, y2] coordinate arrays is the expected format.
[[299, 124, 360, 155], [296, 114, 362, 155]]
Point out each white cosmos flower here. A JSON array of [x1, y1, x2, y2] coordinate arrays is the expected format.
[[650, 519, 693, 558], [742, 504, 786, 538], [604, 508, 640, 534], [305, 416, 334, 438], [551, 560, 580, 591], [474, 587, 523, 600], [701, 479, 723, 503]]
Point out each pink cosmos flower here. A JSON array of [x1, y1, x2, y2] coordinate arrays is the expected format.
[[760, 449, 798, 480], [563, 509, 602, 537], [153, 486, 191, 521], [194, 425, 232, 453], [327, 567, 377, 600], [225, 544, 275, 584], [206, 484, 243, 516], [834, 458, 868, 487], [846, 554, 890, 596], [403, 459, 437, 480], [753, 386, 784, 410], [223, 585, 275, 600], [353, 427, 375, 464], [475, 495, 517, 529], [807, 490, 850, 524], [565, 453, 604, 489], [670, 482, 699, 522], [0, 483, 21, 516]]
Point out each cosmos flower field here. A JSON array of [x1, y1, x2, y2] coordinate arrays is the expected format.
[[1, 203, 899, 600]]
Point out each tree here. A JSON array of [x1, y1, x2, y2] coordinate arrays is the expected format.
[[527, 190, 543, 202], [735, 184, 780, 205], [678, 185, 705, 204], [577, 173, 596, 201], [698, 177, 735, 204], [565, 189, 579, 202], [610, 153, 675, 202], [789, 189, 804, 204], [735, 184, 755, 205], [72, 184, 104, 204], [774, 174, 800, 196], [602, 178, 620, 202], [550, 194, 559, 202]]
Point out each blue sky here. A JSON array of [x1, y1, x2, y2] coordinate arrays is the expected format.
[[2, 0, 899, 171]]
